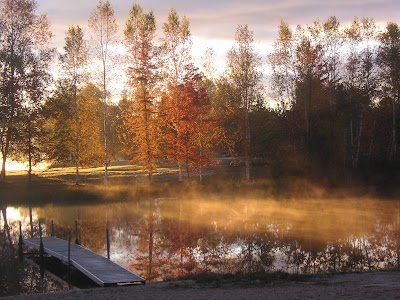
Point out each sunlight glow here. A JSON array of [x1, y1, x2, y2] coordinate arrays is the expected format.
[[5, 161, 27, 171], [3, 207, 21, 221], [4, 160, 48, 171]]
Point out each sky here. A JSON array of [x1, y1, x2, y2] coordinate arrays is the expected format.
[[37, 0, 399, 46], [34, 0, 398, 88], [35, 0, 400, 78]]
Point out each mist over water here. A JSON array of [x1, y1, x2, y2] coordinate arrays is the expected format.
[[2, 196, 400, 290]]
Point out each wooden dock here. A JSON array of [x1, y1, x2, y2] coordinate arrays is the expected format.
[[24, 236, 145, 287]]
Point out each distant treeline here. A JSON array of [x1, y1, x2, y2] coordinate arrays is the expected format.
[[1, 0, 400, 184]]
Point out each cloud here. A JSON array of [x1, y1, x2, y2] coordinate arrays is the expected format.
[[183, 0, 399, 42], [38, 0, 400, 48], [31, 0, 399, 104]]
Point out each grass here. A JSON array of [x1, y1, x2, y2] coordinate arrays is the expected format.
[[0, 163, 182, 205], [1, 160, 397, 206]]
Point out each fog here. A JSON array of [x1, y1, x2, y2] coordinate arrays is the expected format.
[[3, 195, 400, 282]]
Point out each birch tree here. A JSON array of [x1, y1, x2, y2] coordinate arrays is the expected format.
[[88, 0, 118, 183], [321, 16, 343, 90], [59, 25, 88, 184], [227, 24, 263, 180], [377, 22, 400, 161], [343, 18, 377, 166], [294, 25, 326, 152], [269, 20, 297, 112]]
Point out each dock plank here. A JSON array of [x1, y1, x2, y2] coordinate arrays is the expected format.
[[24, 237, 145, 286]]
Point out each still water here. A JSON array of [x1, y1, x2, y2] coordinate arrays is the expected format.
[[1, 197, 400, 294]]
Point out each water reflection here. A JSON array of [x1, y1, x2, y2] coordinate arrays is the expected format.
[[4, 198, 400, 286], [0, 206, 69, 297]]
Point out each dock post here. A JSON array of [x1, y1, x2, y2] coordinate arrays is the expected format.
[[39, 222, 44, 277], [18, 221, 23, 262], [29, 206, 34, 238], [74, 220, 80, 245], [106, 225, 110, 259], [51, 220, 55, 237], [67, 232, 71, 283]]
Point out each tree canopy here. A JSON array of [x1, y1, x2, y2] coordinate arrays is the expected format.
[[1, 0, 400, 185]]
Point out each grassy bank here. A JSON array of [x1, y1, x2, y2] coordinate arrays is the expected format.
[[171, 271, 315, 288], [1, 162, 398, 206]]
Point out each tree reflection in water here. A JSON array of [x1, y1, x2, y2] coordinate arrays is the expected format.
[[0, 207, 69, 297], [4, 198, 400, 286]]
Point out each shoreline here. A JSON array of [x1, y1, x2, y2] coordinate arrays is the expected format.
[[3, 271, 400, 300]]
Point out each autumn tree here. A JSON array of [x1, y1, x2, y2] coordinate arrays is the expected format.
[[161, 8, 191, 83], [161, 8, 192, 181], [160, 66, 220, 181], [59, 25, 88, 184], [343, 18, 377, 167], [78, 83, 104, 165], [88, 0, 118, 183], [41, 81, 75, 165], [0, 0, 53, 182], [131, 199, 166, 281], [268, 21, 332, 166], [305, 18, 343, 164], [106, 101, 124, 161], [226, 24, 263, 180], [320, 16, 343, 90], [212, 76, 243, 157], [11, 54, 54, 185], [191, 75, 221, 182], [12, 107, 46, 185], [123, 4, 160, 181], [43, 82, 103, 169], [269, 20, 297, 113], [268, 21, 310, 171], [377, 22, 400, 161], [268, 17, 382, 170], [200, 47, 217, 82], [294, 26, 325, 148], [116, 90, 134, 157]]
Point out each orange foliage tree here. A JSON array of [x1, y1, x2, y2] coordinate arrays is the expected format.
[[130, 199, 167, 281], [161, 9, 192, 181], [160, 66, 220, 181], [122, 4, 160, 181]]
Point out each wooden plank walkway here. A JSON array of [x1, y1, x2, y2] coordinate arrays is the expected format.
[[24, 236, 145, 287]]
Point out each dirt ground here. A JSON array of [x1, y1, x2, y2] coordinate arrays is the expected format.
[[3, 271, 400, 300]]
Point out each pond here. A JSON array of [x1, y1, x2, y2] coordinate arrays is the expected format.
[[1, 197, 400, 295]]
